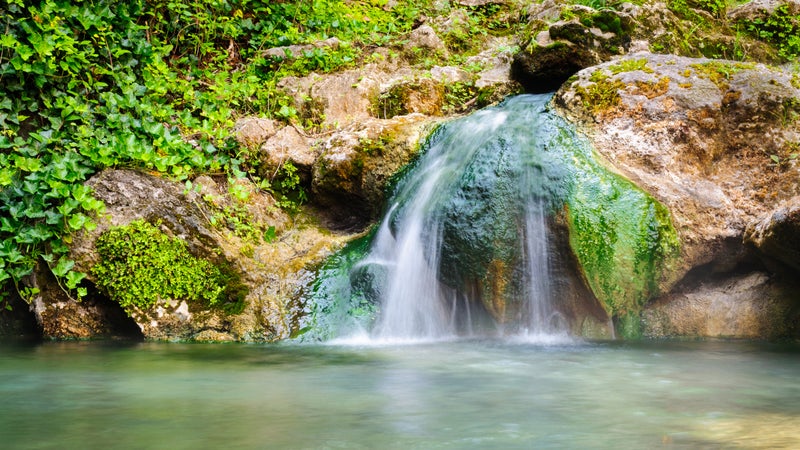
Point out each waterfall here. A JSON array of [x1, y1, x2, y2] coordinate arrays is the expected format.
[[305, 93, 678, 344], [359, 94, 569, 341]]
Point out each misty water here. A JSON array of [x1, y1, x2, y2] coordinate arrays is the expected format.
[[1, 339, 799, 448]]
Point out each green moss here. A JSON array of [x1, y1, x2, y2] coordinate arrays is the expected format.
[[565, 172, 680, 320], [581, 11, 624, 35], [690, 61, 756, 89], [555, 122, 681, 326], [609, 58, 654, 74], [92, 220, 246, 315], [616, 311, 644, 339], [575, 76, 625, 115]]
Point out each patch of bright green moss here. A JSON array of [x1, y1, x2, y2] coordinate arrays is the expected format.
[[92, 220, 246, 315], [689, 61, 756, 89], [609, 58, 654, 74], [552, 119, 681, 330], [575, 75, 625, 115]]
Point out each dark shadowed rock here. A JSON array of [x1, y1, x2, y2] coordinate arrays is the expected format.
[[513, 7, 634, 92], [746, 196, 800, 271]]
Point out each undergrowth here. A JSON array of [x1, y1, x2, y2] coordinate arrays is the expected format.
[[0, 0, 436, 309]]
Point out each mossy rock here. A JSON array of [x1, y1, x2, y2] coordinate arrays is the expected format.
[[92, 220, 246, 316]]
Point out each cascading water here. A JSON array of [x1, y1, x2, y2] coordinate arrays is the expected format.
[[356, 94, 570, 342], [304, 93, 679, 343]]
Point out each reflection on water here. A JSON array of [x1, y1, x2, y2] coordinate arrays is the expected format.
[[0, 339, 798, 449]]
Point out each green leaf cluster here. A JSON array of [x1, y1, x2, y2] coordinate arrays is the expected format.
[[743, 4, 800, 60], [91, 220, 244, 314], [0, 0, 438, 307]]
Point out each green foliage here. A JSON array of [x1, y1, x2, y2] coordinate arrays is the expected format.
[[269, 161, 307, 214], [743, 5, 800, 60], [91, 220, 245, 314], [1, 0, 433, 306]]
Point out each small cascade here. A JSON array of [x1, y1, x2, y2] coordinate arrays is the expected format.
[[360, 94, 569, 341], [304, 93, 678, 344], [521, 198, 562, 338]]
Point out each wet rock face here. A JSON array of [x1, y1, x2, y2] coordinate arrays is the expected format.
[[554, 53, 800, 338]]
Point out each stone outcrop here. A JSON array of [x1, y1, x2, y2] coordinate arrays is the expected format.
[[554, 53, 800, 338], [746, 196, 800, 271], [312, 114, 440, 229], [25, 169, 349, 341], [513, 6, 635, 92], [643, 272, 800, 339]]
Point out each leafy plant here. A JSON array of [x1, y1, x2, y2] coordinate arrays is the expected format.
[[743, 4, 800, 60], [0, 0, 438, 308]]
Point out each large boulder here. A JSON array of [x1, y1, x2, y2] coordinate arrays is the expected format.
[[553, 53, 800, 338], [26, 169, 351, 341]]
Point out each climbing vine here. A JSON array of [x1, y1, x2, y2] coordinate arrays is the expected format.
[[0, 0, 438, 308]]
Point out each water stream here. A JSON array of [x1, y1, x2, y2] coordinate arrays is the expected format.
[[319, 94, 579, 343]]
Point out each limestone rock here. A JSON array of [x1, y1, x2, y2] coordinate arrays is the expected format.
[[405, 25, 449, 59], [642, 272, 800, 339], [554, 53, 800, 283], [26, 169, 351, 341], [312, 114, 439, 230], [374, 78, 446, 118], [259, 125, 317, 183], [234, 117, 278, 149], [263, 37, 341, 60], [746, 196, 800, 271], [307, 68, 382, 128], [554, 53, 800, 338], [729, 0, 800, 22]]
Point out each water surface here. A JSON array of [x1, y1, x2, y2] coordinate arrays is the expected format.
[[1, 339, 798, 449]]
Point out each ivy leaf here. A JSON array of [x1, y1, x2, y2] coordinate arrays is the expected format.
[[65, 270, 86, 289], [16, 44, 34, 61], [0, 168, 15, 186], [51, 257, 75, 278], [67, 212, 89, 230], [13, 156, 42, 173]]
